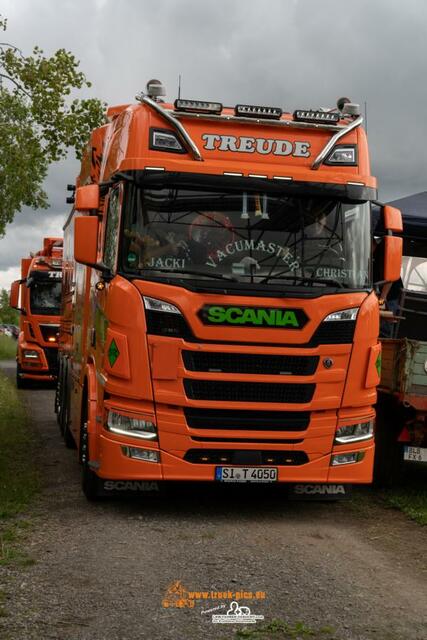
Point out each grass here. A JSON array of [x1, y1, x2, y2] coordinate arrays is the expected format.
[[0, 521, 35, 568], [233, 619, 339, 639], [382, 482, 427, 525], [0, 370, 39, 578], [0, 370, 39, 518], [0, 335, 16, 360]]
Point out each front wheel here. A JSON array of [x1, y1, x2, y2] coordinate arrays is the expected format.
[[16, 364, 30, 389], [374, 395, 405, 487], [80, 401, 103, 501]]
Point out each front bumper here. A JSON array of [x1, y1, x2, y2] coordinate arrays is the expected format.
[[95, 431, 374, 484]]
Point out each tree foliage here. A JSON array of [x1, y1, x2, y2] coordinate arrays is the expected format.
[[0, 289, 19, 325], [0, 16, 106, 235]]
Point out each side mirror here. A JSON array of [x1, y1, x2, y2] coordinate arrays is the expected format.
[[383, 205, 403, 233], [75, 184, 100, 211], [382, 205, 403, 283], [10, 280, 21, 310], [74, 216, 99, 266], [384, 235, 403, 282]]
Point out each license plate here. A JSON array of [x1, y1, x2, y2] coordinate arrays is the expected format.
[[215, 467, 278, 483], [403, 446, 427, 463]]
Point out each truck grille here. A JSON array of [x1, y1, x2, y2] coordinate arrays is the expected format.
[[182, 351, 319, 376], [40, 324, 60, 343], [310, 320, 355, 345], [183, 380, 315, 403], [184, 408, 309, 431], [184, 449, 309, 465]]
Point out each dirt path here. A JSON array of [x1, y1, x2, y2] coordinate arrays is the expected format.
[[0, 360, 426, 640]]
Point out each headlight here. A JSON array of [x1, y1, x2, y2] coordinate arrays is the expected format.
[[143, 296, 192, 338], [323, 308, 359, 322], [334, 421, 374, 444], [106, 410, 157, 440], [331, 452, 365, 466], [23, 349, 39, 360]]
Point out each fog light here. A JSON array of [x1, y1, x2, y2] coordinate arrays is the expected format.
[[107, 410, 157, 440], [23, 349, 39, 360], [121, 446, 160, 462], [331, 452, 365, 466], [335, 421, 374, 444]]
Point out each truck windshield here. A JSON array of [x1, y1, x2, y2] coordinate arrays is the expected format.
[[29, 280, 62, 315], [121, 186, 371, 289]]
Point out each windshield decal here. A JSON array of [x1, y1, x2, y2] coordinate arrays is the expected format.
[[199, 305, 308, 329], [201, 134, 311, 157]]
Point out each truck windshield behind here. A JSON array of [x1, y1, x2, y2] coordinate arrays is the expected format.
[[121, 186, 371, 289], [29, 278, 62, 315]]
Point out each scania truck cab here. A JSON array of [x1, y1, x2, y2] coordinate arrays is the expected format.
[[57, 81, 402, 499], [10, 238, 63, 388]]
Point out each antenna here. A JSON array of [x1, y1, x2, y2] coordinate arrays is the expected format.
[[364, 101, 368, 133], [178, 74, 182, 99]]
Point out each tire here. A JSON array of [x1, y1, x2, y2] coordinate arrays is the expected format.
[[54, 358, 62, 417], [16, 363, 30, 389], [59, 365, 76, 449], [374, 394, 405, 487], [80, 392, 103, 501]]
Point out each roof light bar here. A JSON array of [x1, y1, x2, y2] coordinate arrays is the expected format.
[[294, 110, 340, 124], [235, 104, 283, 119], [174, 99, 223, 114]]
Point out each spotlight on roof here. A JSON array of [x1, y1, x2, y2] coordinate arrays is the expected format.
[[145, 79, 166, 102], [337, 96, 351, 111]]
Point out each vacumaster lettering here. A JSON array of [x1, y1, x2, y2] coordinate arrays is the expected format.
[[201, 133, 311, 157]]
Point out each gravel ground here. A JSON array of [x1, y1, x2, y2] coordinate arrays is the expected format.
[[0, 360, 426, 640]]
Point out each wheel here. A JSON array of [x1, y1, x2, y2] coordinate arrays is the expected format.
[[54, 359, 62, 417], [374, 394, 405, 487], [80, 394, 103, 501], [16, 363, 30, 389], [59, 366, 76, 449]]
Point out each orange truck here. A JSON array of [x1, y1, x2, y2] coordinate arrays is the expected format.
[[56, 80, 402, 499], [10, 238, 63, 388]]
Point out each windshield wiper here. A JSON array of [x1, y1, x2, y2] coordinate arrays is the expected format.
[[260, 274, 344, 288], [140, 268, 238, 282]]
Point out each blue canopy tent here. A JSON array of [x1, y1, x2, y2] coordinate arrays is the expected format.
[[373, 192, 427, 257], [389, 191, 427, 247]]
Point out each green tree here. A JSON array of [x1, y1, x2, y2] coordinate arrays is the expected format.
[[0, 16, 105, 235], [0, 289, 19, 325]]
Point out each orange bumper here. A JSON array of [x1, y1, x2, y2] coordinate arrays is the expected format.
[[95, 430, 374, 484]]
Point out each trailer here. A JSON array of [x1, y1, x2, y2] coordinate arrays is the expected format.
[[375, 192, 427, 483]]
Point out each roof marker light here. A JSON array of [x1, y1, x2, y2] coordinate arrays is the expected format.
[[235, 104, 282, 119], [248, 174, 267, 179], [174, 99, 223, 114], [325, 146, 356, 165], [273, 176, 293, 181], [145, 166, 165, 171], [150, 129, 184, 153], [224, 172, 243, 176], [294, 110, 340, 124]]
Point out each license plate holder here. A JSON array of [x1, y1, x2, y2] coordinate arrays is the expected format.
[[403, 446, 427, 463], [215, 466, 278, 483]]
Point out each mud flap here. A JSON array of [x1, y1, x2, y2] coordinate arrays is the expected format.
[[288, 484, 351, 501]]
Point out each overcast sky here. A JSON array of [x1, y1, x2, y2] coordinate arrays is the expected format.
[[1, 0, 426, 289]]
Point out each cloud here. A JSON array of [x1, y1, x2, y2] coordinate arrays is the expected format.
[[1, 0, 426, 283]]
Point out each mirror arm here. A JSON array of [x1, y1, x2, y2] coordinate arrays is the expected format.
[[83, 261, 114, 282]]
